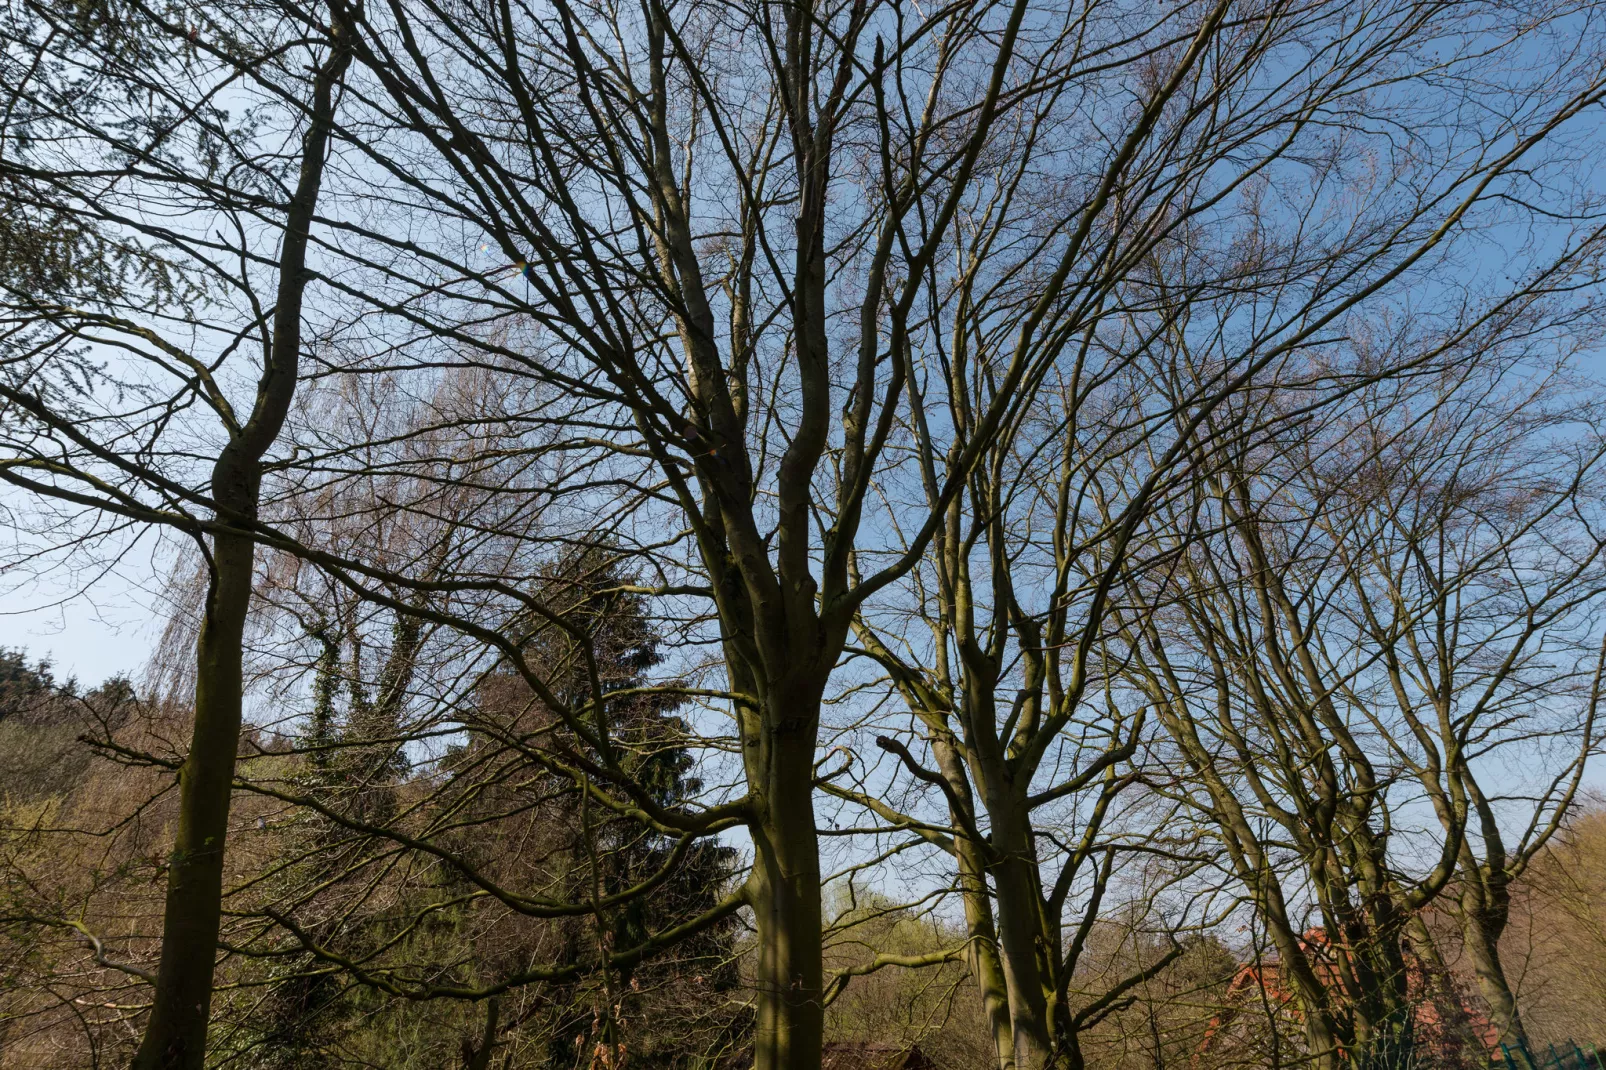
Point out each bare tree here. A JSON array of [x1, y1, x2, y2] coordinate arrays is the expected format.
[[278, 0, 1606, 1065], [6, 0, 1606, 1065], [0, 3, 355, 1064], [1125, 353, 1606, 1067], [279, 3, 1245, 1068], [814, 2, 1606, 1062], [1295, 368, 1606, 1054]]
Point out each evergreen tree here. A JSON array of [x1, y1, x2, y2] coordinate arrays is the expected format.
[[231, 555, 745, 1068]]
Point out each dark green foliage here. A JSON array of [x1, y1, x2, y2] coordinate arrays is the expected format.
[[216, 557, 747, 1069], [0, 1, 191, 307], [0, 648, 63, 721]]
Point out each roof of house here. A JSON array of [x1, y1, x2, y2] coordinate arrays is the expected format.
[[1198, 929, 1498, 1061]]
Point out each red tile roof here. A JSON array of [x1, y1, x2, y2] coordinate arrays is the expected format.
[[1198, 929, 1497, 1063]]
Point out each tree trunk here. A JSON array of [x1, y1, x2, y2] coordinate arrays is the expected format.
[[1278, 938, 1342, 1060], [130, 525, 254, 1070], [464, 999, 500, 1070], [1055, 1014, 1085, 1070], [1241, 868, 1344, 1070], [930, 734, 1016, 1070], [1462, 910, 1526, 1052], [988, 815, 1054, 1070], [954, 835, 1017, 1070], [748, 720, 825, 1070], [130, 21, 348, 1065]]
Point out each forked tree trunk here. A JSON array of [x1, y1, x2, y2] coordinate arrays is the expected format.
[[1451, 848, 1528, 1055], [942, 787, 1063, 1070]]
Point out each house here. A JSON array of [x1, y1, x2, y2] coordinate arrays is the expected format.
[[1197, 930, 1497, 1067]]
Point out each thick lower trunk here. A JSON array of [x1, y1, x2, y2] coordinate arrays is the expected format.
[[989, 822, 1053, 1070], [132, 528, 254, 1070], [953, 833, 1016, 1070], [749, 729, 824, 1070], [1463, 912, 1525, 1051]]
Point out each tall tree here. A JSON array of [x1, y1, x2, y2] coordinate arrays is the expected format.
[[0, 2, 353, 1063], [822, 5, 1606, 1065], [274, 0, 1606, 1065], [1125, 355, 1606, 1067]]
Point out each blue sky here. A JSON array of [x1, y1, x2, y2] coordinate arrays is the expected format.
[[0, 553, 163, 684]]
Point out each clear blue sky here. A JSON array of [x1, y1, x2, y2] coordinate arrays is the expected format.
[[0, 558, 162, 685]]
